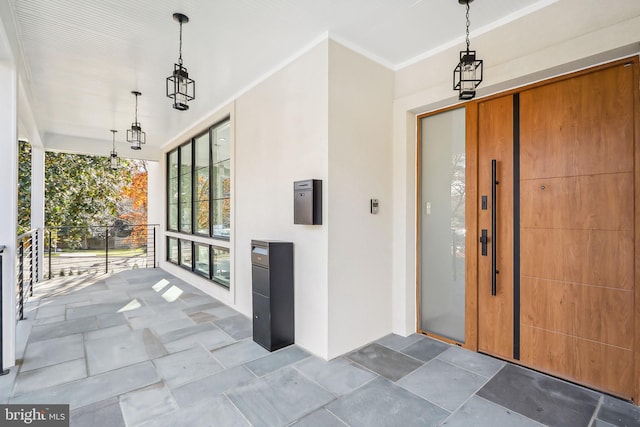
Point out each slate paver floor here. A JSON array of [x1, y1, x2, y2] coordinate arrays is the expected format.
[[1, 269, 638, 426]]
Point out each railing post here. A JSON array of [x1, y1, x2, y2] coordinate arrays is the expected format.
[[105, 226, 109, 274], [0, 246, 9, 375], [48, 229, 52, 280], [153, 226, 157, 268], [29, 232, 34, 297], [17, 240, 24, 321]]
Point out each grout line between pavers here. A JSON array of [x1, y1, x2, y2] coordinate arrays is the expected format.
[[587, 395, 605, 427]]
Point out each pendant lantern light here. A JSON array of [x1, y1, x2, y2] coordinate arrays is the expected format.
[[166, 13, 195, 111], [127, 91, 146, 150], [453, 0, 483, 100], [109, 129, 119, 170]]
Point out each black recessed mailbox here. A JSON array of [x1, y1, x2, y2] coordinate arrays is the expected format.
[[294, 179, 322, 225]]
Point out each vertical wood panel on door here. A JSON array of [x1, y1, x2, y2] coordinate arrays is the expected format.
[[477, 95, 514, 360], [518, 63, 635, 398]]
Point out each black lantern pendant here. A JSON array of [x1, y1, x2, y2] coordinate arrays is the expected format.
[[127, 91, 146, 150], [167, 13, 195, 111], [453, 0, 483, 100], [109, 129, 119, 170]]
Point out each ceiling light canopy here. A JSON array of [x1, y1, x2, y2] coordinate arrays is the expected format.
[[127, 91, 146, 150], [166, 13, 195, 111], [109, 129, 119, 170], [453, 0, 483, 101]]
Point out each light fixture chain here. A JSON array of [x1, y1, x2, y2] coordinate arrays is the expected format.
[[135, 93, 138, 122], [465, 1, 470, 52], [178, 21, 183, 65]]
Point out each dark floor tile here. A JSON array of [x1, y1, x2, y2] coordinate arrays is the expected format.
[[477, 364, 600, 427], [346, 343, 423, 381], [400, 336, 450, 362], [70, 397, 125, 427], [327, 377, 449, 427], [597, 395, 640, 427]]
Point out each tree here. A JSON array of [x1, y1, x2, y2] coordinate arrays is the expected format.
[[17, 140, 32, 235], [45, 152, 131, 228], [45, 152, 137, 249], [119, 162, 148, 245]]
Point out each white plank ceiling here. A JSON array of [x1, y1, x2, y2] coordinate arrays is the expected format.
[[3, 0, 550, 157]]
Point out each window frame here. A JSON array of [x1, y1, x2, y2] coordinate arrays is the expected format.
[[193, 128, 212, 237], [165, 117, 232, 290], [166, 150, 179, 232], [194, 242, 211, 279], [211, 245, 230, 288], [166, 236, 179, 265]]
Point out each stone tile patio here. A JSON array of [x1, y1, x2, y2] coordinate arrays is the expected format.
[[0, 269, 638, 426]]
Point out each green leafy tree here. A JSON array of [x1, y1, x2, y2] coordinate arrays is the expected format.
[[45, 152, 138, 248], [17, 140, 32, 235]]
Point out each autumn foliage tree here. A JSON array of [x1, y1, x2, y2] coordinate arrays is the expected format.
[[119, 163, 148, 245], [43, 152, 148, 249]]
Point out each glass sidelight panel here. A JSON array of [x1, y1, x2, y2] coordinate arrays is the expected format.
[[419, 107, 466, 342]]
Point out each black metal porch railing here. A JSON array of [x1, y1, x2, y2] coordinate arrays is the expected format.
[[44, 224, 159, 279], [16, 229, 40, 321]]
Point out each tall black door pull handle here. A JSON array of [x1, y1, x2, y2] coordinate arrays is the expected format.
[[491, 159, 499, 296]]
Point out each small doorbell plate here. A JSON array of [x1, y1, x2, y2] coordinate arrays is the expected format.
[[370, 198, 379, 214]]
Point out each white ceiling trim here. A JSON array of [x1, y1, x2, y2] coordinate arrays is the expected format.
[[395, 0, 560, 70]]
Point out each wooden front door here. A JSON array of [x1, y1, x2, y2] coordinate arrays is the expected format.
[[476, 59, 637, 399]]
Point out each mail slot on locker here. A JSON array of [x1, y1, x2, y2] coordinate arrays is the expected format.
[[294, 179, 322, 225], [251, 244, 269, 268]]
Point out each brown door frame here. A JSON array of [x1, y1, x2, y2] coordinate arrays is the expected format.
[[416, 55, 640, 403]]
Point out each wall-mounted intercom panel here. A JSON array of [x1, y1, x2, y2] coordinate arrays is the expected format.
[[370, 198, 379, 214], [294, 179, 322, 225]]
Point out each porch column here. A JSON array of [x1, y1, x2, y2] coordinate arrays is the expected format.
[[147, 161, 163, 267], [0, 61, 18, 369], [31, 145, 45, 281]]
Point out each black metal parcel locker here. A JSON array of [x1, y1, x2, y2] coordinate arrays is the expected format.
[[251, 240, 294, 351]]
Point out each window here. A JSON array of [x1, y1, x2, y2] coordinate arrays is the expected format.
[[167, 151, 178, 231], [194, 243, 210, 277], [194, 132, 210, 235], [212, 122, 231, 239], [212, 246, 230, 288], [179, 239, 192, 269], [179, 143, 192, 233], [166, 118, 231, 289], [167, 237, 178, 264]]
